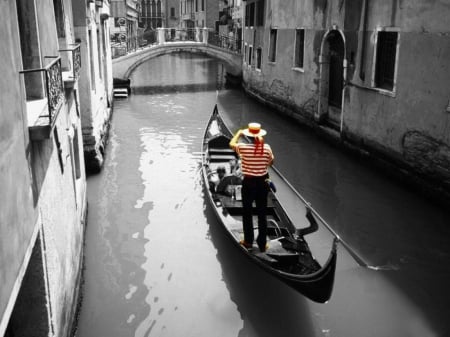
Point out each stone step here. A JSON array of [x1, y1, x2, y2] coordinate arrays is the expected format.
[[113, 88, 128, 97]]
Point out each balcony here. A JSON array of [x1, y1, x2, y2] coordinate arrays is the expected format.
[[20, 57, 65, 140], [59, 44, 81, 88]]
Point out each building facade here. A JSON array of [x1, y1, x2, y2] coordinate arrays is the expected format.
[[73, 0, 114, 173], [140, 0, 164, 28], [0, 0, 87, 336], [138, 0, 180, 45], [241, 0, 450, 200], [110, 0, 142, 54], [180, 0, 218, 29], [165, 0, 181, 28]]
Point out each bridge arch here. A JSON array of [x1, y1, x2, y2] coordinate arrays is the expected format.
[[113, 42, 243, 80]]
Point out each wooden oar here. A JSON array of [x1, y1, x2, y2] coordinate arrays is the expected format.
[[270, 165, 370, 268]]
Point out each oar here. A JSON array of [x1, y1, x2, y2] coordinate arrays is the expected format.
[[270, 165, 370, 268]]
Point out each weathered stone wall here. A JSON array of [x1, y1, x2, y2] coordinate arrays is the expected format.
[[74, 2, 113, 174], [343, 2, 450, 196], [241, 0, 450, 202], [33, 95, 87, 337]]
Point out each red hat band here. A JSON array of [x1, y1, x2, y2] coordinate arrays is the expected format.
[[248, 123, 261, 135]]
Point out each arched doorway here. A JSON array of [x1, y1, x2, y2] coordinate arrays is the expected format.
[[317, 30, 345, 130]]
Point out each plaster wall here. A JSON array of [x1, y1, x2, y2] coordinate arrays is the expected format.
[[1, 1, 87, 335], [343, 1, 450, 189], [206, 0, 219, 29], [347, 32, 450, 148], [243, 26, 323, 123], [36, 0, 60, 58], [31, 97, 86, 337], [242, 0, 450, 199], [242, 0, 358, 120], [0, 1, 37, 329]]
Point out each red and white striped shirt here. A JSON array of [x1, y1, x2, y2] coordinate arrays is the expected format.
[[235, 143, 274, 177]]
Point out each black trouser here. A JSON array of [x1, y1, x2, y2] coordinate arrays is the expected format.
[[242, 176, 269, 250]]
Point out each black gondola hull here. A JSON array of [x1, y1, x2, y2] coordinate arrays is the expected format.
[[201, 105, 337, 303]]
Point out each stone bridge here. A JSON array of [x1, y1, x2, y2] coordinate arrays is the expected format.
[[112, 41, 243, 80]]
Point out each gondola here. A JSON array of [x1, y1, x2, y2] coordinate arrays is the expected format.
[[201, 104, 338, 303]]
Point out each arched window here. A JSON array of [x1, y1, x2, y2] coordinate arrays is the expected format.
[[157, 0, 161, 17]]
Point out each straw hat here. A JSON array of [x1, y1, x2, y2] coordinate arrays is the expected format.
[[242, 122, 267, 137]]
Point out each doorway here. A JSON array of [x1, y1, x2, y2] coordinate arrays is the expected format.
[[317, 30, 345, 129]]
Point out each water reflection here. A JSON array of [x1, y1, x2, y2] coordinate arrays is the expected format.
[[216, 90, 450, 335], [203, 199, 319, 337], [76, 52, 450, 337]]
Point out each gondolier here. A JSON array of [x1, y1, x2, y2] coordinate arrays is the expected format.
[[229, 123, 274, 252], [201, 106, 337, 303]]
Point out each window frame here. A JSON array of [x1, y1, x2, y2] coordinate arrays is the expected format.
[[244, 44, 248, 65], [371, 27, 400, 96], [256, 0, 265, 27], [293, 28, 305, 71], [249, 2, 255, 27], [248, 45, 253, 67], [268, 28, 277, 63], [256, 47, 262, 71]]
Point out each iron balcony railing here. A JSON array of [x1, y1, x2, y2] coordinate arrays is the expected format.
[[59, 44, 81, 81], [20, 56, 65, 131]]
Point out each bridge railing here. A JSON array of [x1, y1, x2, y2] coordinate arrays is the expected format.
[[111, 28, 241, 59], [207, 32, 241, 54], [111, 30, 158, 59], [162, 28, 201, 42]]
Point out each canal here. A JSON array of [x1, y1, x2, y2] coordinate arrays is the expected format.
[[75, 52, 450, 337]]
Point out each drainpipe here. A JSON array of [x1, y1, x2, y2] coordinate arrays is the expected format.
[[359, 0, 369, 81], [341, 58, 348, 134]]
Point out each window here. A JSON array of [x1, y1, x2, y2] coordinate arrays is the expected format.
[[88, 30, 95, 89], [157, 0, 161, 17], [54, 128, 64, 174], [17, 0, 44, 100], [97, 29, 102, 80], [294, 29, 305, 68], [268, 28, 277, 62], [53, 0, 65, 38], [245, 5, 249, 26], [244, 44, 248, 64], [245, 3, 255, 27], [195, 0, 198, 11], [249, 3, 255, 26], [73, 127, 81, 179], [248, 46, 253, 66], [256, 47, 262, 70], [374, 31, 398, 91], [201, 0, 204, 11], [256, 0, 264, 26], [170, 7, 175, 17]]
